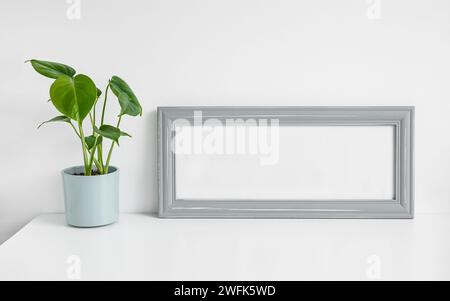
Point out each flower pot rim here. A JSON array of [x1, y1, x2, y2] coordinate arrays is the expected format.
[[62, 165, 119, 177]]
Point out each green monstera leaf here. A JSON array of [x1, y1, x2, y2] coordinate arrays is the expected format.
[[94, 125, 131, 145], [28, 59, 76, 79], [37, 115, 71, 129], [50, 74, 97, 123], [84, 135, 103, 150], [109, 76, 142, 117]]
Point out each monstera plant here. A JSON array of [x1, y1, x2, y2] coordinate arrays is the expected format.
[[29, 59, 142, 175], [28, 59, 142, 227]]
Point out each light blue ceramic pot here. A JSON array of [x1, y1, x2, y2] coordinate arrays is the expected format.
[[62, 166, 119, 227]]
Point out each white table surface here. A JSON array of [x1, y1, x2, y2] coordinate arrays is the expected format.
[[0, 213, 449, 281]]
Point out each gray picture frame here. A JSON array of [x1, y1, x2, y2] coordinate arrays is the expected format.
[[158, 106, 414, 218]]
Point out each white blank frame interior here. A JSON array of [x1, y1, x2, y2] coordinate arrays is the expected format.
[[175, 125, 394, 200], [158, 107, 414, 218]]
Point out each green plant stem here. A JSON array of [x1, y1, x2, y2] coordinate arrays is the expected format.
[[85, 92, 104, 173], [104, 145, 114, 174], [93, 97, 98, 126], [104, 116, 122, 174], [88, 98, 104, 173], [69, 122, 81, 139], [100, 83, 110, 126], [92, 157, 102, 173], [89, 112, 95, 130], [82, 140, 102, 172], [97, 144, 104, 172], [87, 136, 99, 174], [98, 83, 110, 171], [70, 120, 102, 171], [78, 123, 90, 175]]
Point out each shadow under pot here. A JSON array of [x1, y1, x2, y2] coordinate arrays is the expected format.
[[62, 166, 119, 227]]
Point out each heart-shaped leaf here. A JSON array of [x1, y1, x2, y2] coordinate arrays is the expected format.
[[84, 135, 103, 150], [28, 59, 76, 79], [110, 76, 142, 116], [50, 74, 97, 123], [94, 125, 131, 145], [37, 115, 71, 129], [116, 92, 141, 117]]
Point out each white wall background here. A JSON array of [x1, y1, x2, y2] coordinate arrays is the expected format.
[[1, 0, 449, 243]]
